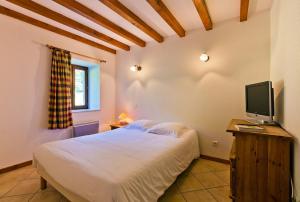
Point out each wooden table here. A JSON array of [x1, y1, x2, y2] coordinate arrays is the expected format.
[[226, 119, 293, 202]]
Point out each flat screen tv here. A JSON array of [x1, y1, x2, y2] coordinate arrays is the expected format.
[[245, 81, 274, 123]]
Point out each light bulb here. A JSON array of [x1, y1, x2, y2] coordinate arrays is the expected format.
[[130, 65, 142, 72], [200, 53, 209, 62], [130, 65, 138, 72]]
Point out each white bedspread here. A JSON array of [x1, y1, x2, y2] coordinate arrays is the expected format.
[[33, 128, 200, 202]]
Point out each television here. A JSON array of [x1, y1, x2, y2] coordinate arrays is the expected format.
[[245, 81, 274, 123]]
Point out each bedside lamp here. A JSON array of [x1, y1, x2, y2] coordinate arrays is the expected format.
[[118, 113, 133, 125]]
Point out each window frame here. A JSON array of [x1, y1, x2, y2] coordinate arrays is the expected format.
[[71, 64, 89, 110]]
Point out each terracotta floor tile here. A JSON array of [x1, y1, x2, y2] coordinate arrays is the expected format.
[[159, 193, 186, 202], [26, 171, 39, 180], [194, 172, 227, 189], [60, 195, 70, 202], [214, 171, 230, 185], [0, 194, 33, 202], [206, 162, 229, 172], [0, 180, 18, 198], [183, 190, 217, 202], [5, 179, 39, 197], [208, 186, 231, 202], [0, 166, 34, 184], [30, 190, 62, 202], [190, 160, 211, 174], [176, 174, 204, 192]]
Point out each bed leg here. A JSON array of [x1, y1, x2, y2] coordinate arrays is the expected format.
[[40, 177, 47, 190]]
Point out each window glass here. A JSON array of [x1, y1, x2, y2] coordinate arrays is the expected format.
[[72, 65, 88, 109], [74, 69, 86, 106]]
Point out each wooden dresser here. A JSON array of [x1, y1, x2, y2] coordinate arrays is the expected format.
[[226, 119, 293, 202]]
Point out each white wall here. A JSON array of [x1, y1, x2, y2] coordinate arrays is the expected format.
[[270, 0, 300, 200], [116, 11, 270, 160], [0, 15, 116, 169]]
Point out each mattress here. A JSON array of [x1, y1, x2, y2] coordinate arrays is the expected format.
[[33, 128, 200, 202]]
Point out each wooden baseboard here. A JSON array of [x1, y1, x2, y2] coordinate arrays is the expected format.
[[200, 154, 230, 164], [0, 161, 32, 174]]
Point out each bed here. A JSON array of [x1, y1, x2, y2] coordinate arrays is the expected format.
[[33, 127, 200, 202]]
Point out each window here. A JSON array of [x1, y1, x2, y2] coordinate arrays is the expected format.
[[71, 58, 100, 112], [72, 65, 88, 109]]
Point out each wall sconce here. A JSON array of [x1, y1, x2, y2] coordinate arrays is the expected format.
[[200, 53, 209, 62], [130, 65, 142, 72]]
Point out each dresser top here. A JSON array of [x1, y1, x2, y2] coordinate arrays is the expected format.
[[226, 119, 294, 140]]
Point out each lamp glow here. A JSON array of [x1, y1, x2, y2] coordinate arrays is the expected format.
[[130, 65, 142, 72], [118, 113, 133, 125], [118, 113, 128, 120], [200, 53, 209, 62]]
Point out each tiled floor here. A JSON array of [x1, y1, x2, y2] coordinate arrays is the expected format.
[[0, 159, 231, 202]]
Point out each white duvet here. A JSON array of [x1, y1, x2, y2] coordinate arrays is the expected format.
[[33, 128, 200, 202]]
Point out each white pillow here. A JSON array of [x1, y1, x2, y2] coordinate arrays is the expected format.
[[125, 119, 156, 131], [146, 122, 187, 138]]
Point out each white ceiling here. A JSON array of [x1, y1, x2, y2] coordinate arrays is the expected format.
[[0, 0, 273, 51]]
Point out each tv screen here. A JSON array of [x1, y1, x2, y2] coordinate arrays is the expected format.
[[246, 81, 274, 116]]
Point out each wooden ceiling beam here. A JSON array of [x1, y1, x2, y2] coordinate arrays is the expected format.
[[0, 6, 116, 54], [7, 0, 130, 51], [99, 0, 163, 43], [53, 0, 145, 47], [240, 0, 250, 21], [146, 0, 185, 37], [193, 0, 212, 31]]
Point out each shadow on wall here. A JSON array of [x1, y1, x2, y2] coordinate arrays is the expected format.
[[274, 80, 284, 124], [126, 36, 267, 89], [274, 80, 300, 200], [126, 60, 234, 90], [29, 45, 51, 133]]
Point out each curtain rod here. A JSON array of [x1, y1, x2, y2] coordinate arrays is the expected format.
[[46, 44, 107, 63]]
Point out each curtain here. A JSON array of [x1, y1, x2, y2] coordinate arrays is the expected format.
[[48, 48, 73, 129]]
